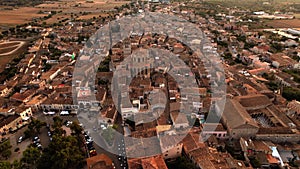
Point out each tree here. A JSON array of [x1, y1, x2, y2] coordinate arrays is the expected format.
[[21, 146, 41, 168], [28, 118, 46, 135], [271, 42, 283, 53], [53, 116, 63, 128], [0, 161, 11, 169], [249, 156, 261, 168], [12, 160, 24, 169], [0, 140, 12, 160], [101, 126, 115, 146], [283, 87, 300, 101], [69, 121, 83, 136], [52, 116, 66, 136], [24, 129, 33, 139], [37, 135, 85, 169]]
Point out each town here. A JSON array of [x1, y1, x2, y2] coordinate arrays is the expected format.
[[0, 0, 300, 169]]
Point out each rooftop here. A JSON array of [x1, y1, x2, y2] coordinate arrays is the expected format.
[[222, 99, 258, 129], [235, 94, 272, 110]]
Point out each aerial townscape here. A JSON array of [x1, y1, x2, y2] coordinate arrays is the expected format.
[[0, 0, 300, 169]]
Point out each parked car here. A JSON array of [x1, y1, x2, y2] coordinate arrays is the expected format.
[[36, 143, 43, 150], [48, 112, 56, 115], [89, 149, 97, 157], [17, 136, 24, 143], [60, 111, 69, 116]]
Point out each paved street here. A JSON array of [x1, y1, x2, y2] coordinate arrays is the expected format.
[[8, 126, 30, 163]]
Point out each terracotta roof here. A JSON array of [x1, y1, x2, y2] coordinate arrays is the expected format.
[[0, 114, 20, 128], [235, 94, 272, 110], [0, 85, 7, 91], [86, 154, 113, 169], [252, 140, 272, 152], [222, 99, 258, 130], [141, 155, 168, 169], [10, 89, 35, 102], [128, 155, 168, 169]]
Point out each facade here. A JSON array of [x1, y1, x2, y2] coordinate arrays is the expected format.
[[201, 123, 228, 139], [159, 134, 183, 160]]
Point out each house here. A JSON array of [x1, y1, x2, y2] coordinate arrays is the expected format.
[[274, 72, 299, 87], [159, 134, 183, 159], [0, 114, 21, 135], [0, 85, 9, 97], [287, 100, 300, 115], [201, 123, 227, 139], [240, 138, 272, 157], [235, 94, 272, 110], [76, 87, 100, 109], [99, 105, 118, 124], [86, 154, 114, 169], [270, 54, 298, 68], [170, 103, 189, 129], [96, 86, 107, 105], [10, 89, 36, 103], [40, 93, 78, 111], [127, 155, 168, 169], [222, 99, 259, 139], [16, 107, 32, 121]]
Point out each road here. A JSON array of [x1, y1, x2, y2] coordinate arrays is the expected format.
[[8, 126, 31, 163], [0, 41, 26, 56]]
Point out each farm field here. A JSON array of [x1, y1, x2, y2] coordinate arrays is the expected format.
[[0, 0, 129, 26], [265, 19, 300, 29], [0, 41, 27, 71], [0, 7, 47, 25], [295, 13, 300, 19]]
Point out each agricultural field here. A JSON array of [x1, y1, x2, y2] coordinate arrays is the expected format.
[[0, 0, 129, 27], [295, 13, 300, 19], [265, 19, 300, 29], [0, 7, 47, 26], [0, 40, 26, 71], [36, 0, 128, 11]]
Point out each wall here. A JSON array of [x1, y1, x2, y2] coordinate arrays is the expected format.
[[256, 134, 300, 143]]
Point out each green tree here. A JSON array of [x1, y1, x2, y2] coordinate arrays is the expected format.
[[12, 160, 24, 169], [52, 116, 66, 136], [283, 87, 300, 101], [28, 118, 46, 134], [0, 140, 12, 159], [249, 156, 261, 168], [37, 135, 84, 169], [69, 121, 84, 147], [0, 161, 11, 169], [69, 121, 83, 136], [21, 146, 41, 168]]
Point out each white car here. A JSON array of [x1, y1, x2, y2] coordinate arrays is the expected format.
[[66, 121, 73, 127], [60, 111, 69, 115], [17, 136, 23, 143], [48, 112, 56, 115]]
